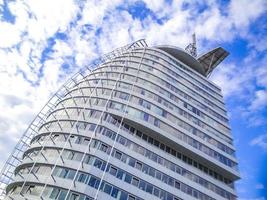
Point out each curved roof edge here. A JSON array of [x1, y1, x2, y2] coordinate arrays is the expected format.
[[154, 45, 229, 77]]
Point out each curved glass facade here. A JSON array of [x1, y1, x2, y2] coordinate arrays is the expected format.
[[3, 43, 239, 200]]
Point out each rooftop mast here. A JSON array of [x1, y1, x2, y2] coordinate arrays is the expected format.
[[185, 33, 197, 58]]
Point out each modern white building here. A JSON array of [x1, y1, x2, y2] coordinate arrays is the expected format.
[[0, 39, 240, 200]]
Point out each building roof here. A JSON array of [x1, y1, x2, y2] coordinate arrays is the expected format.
[[155, 45, 229, 77]]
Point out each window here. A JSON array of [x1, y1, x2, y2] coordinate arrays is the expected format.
[[67, 170, 75, 179], [162, 110, 167, 117], [94, 159, 102, 169], [166, 146, 171, 153], [141, 134, 147, 141], [148, 137, 153, 144], [60, 168, 69, 178], [139, 180, 146, 190], [70, 193, 79, 200], [128, 157, 135, 167], [148, 168, 155, 177], [146, 184, 153, 194], [132, 177, 139, 187], [142, 165, 149, 174], [136, 131, 142, 137], [116, 169, 124, 179], [49, 188, 60, 199], [115, 151, 122, 160], [154, 118, 160, 127], [153, 187, 160, 197], [57, 190, 67, 199], [155, 171, 161, 180], [143, 113, 149, 121], [100, 144, 108, 152], [88, 176, 97, 187], [124, 174, 132, 183], [166, 193, 173, 200], [128, 195, 136, 200], [103, 184, 112, 195], [111, 187, 119, 198], [135, 162, 142, 170], [110, 167, 117, 176], [175, 181, 180, 189], [78, 173, 87, 183], [83, 138, 90, 145], [120, 191, 128, 200]]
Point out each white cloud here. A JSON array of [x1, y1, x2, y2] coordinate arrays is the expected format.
[[229, 0, 267, 28], [0, 22, 22, 48], [250, 134, 267, 151], [249, 90, 267, 111]]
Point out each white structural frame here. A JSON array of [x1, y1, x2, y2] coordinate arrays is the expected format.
[[0, 39, 147, 200]]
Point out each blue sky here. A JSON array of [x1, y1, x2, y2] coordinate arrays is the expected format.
[[0, 0, 266, 199]]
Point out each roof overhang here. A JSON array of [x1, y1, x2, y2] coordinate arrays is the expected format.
[[197, 47, 229, 76]]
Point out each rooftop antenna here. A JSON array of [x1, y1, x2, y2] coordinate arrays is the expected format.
[[185, 33, 197, 58]]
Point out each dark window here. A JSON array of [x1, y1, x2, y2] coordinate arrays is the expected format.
[[175, 181, 180, 189], [139, 180, 146, 190], [100, 162, 107, 171], [111, 187, 119, 198], [166, 193, 173, 200], [78, 173, 87, 183], [124, 174, 132, 183], [146, 184, 153, 194], [120, 191, 128, 200], [154, 140, 160, 147], [166, 146, 171, 153], [160, 143, 165, 150], [136, 131, 142, 137], [128, 157, 135, 167], [116, 169, 124, 179], [171, 149, 176, 156], [143, 113, 149, 121], [142, 134, 147, 141], [94, 159, 102, 169], [103, 184, 112, 195], [153, 187, 160, 197], [88, 177, 97, 187], [115, 151, 122, 160]]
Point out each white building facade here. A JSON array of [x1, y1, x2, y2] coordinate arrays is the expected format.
[[0, 40, 239, 200]]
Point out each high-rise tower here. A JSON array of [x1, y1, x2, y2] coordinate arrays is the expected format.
[[0, 39, 239, 200]]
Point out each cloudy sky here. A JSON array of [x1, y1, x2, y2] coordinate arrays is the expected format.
[[0, 0, 266, 199]]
